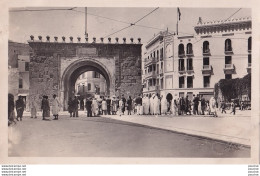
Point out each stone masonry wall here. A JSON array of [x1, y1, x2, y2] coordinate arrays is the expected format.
[[28, 40, 142, 109]]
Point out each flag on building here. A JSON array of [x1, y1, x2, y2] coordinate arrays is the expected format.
[[178, 7, 181, 21]]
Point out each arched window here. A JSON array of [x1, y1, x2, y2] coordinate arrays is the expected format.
[[203, 41, 210, 53], [225, 39, 232, 52], [178, 44, 184, 56], [186, 43, 193, 55], [248, 37, 252, 51]]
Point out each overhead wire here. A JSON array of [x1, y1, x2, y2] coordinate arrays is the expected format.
[[101, 7, 160, 39]]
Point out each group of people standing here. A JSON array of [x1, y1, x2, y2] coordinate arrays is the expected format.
[[74, 93, 219, 118]]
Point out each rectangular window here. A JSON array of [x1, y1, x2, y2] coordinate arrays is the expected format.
[[187, 76, 193, 88], [82, 85, 85, 93], [25, 62, 29, 71], [179, 59, 185, 71], [203, 76, 210, 88], [225, 74, 232, 80], [179, 92, 184, 98], [19, 78, 23, 89], [179, 77, 185, 88], [161, 62, 163, 73], [94, 72, 100, 78], [88, 83, 91, 91], [156, 64, 159, 74], [203, 57, 209, 65], [187, 58, 193, 71], [248, 54, 251, 64], [160, 78, 164, 89], [78, 85, 80, 93], [225, 56, 232, 64]]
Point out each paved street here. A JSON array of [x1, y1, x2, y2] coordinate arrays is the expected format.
[[8, 112, 250, 157]]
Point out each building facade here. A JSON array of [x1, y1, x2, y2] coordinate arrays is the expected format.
[[8, 41, 31, 111], [142, 31, 173, 95], [75, 71, 107, 98], [143, 17, 252, 102]]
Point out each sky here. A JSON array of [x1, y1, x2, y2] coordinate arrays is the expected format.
[[9, 7, 251, 45]]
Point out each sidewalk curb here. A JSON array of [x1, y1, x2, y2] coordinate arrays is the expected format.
[[104, 116, 251, 149]]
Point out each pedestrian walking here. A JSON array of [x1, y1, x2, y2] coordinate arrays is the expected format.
[[15, 95, 25, 121], [193, 94, 199, 115], [68, 97, 73, 117], [184, 96, 191, 115], [41, 95, 50, 120], [230, 101, 236, 115], [220, 101, 227, 113], [30, 96, 38, 119], [52, 94, 61, 120]]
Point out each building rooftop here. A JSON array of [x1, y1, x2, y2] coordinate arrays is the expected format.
[[195, 16, 251, 27]]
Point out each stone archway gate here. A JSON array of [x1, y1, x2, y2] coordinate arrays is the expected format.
[[28, 37, 142, 110]]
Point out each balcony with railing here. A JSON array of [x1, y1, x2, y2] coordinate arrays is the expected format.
[[186, 66, 194, 74], [179, 83, 185, 89], [223, 64, 235, 73], [201, 65, 213, 74], [186, 50, 193, 57], [178, 51, 185, 57], [144, 57, 157, 67], [159, 69, 164, 76], [144, 71, 157, 79], [203, 48, 211, 55], [224, 47, 233, 54], [247, 63, 251, 73], [178, 66, 185, 74]]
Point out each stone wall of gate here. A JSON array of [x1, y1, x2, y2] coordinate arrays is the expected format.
[[28, 38, 142, 109]]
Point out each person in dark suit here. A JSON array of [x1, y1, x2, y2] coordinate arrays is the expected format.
[[41, 95, 50, 120], [16, 96, 25, 121], [121, 94, 126, 115], [85, 98, 93, 117], [106, 96, 112, 115]]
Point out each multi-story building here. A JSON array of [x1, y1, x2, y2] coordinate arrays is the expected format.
[[8, 41, 31, 111], [75, 71, 107, 98], [143, 17, 252, 102], [142, 31, 173, 95]]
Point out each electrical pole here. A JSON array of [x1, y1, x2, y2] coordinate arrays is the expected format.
[[85, 7, 88, 38]]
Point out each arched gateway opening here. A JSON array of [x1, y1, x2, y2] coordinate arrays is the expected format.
[[61, 59, 112, 110]]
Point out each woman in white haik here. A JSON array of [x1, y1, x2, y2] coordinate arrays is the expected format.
[[149, 94, 154, 115], [92, 98, 98, 117], [52, 94, 61, 120], [153, 93, 160, 116], [143, 94, 150, 115], [160, 95, 168, 115], [209, 97, 218, 117]]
